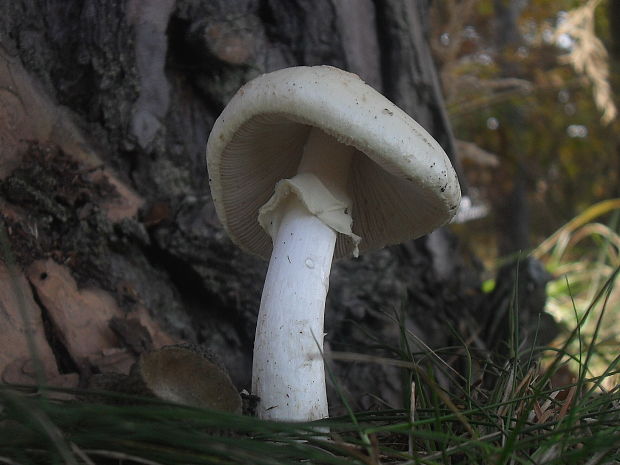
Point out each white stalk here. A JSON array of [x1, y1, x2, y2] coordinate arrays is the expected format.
[[252, 128, 354, 421]]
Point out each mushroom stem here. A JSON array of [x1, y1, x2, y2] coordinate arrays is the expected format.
[[252, 196, 334, 421], [252, 128, 354, 421], [297, 129, 353, 199]]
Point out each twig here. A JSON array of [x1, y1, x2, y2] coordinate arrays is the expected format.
[[408, 381, 416, 456], [80, 450, 165, 465], [0, 457, 24, 465], [70, 443, 96, 465]]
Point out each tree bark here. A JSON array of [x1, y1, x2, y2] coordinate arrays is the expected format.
[[0, 0, 538, 414]]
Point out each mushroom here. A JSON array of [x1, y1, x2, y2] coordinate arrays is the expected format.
[[206, 66, 461, 421], [132, 344, 242, 413], [88, 344, 242, 413]]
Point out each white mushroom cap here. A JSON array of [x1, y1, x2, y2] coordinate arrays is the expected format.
[[207, 65, 461, 259]]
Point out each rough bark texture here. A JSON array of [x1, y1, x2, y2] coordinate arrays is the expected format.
[[0, 0, 553, 414]]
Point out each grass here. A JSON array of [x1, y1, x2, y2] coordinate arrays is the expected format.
[[1, 268, 619, 464], [1, 207, 620, 464], [533, 199, 620, 388]]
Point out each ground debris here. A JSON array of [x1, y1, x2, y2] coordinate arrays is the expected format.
[[0, 142, 142, 295]]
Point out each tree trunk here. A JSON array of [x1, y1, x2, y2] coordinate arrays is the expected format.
[[491, 0, 531, 256], [0, 0, 541, 414]]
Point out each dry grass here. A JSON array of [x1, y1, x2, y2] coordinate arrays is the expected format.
[[554, 0, 617, 125]]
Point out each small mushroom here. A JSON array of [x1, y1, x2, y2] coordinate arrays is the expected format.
[[134, 344, 241, 413], [89, 344, 242, 413], [206, 66, 461, 421]]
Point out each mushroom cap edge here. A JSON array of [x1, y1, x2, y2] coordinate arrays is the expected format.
[[206, 65, 461, 260]]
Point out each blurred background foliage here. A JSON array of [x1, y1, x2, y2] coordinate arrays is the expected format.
[[431, 0, 620, 382]]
